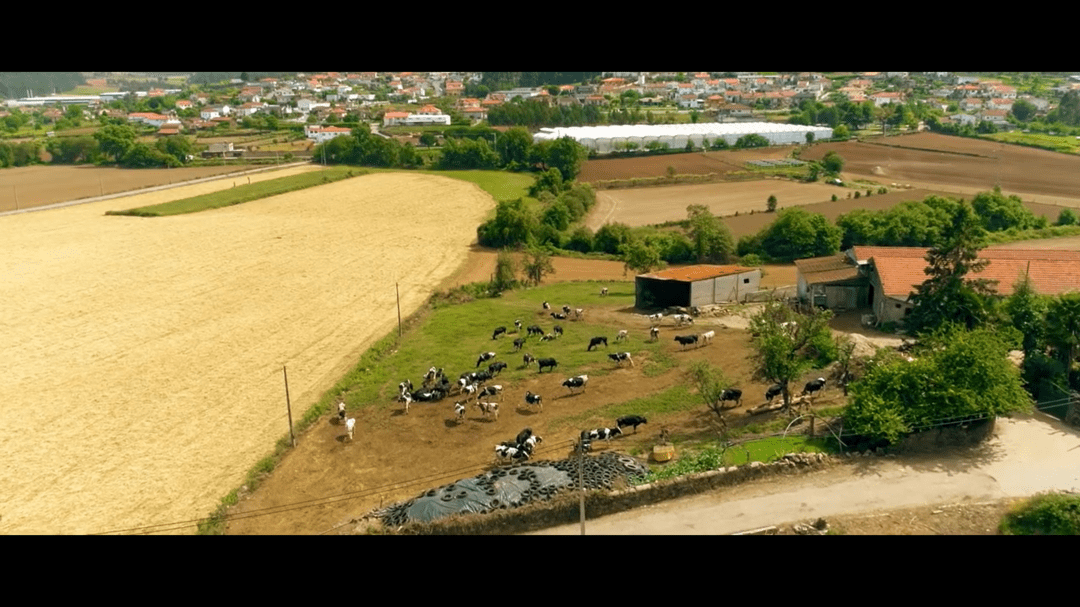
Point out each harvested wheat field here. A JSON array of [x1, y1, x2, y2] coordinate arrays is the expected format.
[[0, 172, 495, 534]]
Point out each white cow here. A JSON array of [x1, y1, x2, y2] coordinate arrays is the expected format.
[[345, 418, 356, 441]]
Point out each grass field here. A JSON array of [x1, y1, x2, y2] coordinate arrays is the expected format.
[[105, 166, 362, 216], [983, 132, 1080, 155]]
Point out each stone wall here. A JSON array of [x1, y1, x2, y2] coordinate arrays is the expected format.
[[896, 418, 996, 453]]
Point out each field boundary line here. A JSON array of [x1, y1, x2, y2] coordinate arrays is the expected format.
[[860, 139, 992, 159], [0, 162, 313, 218]]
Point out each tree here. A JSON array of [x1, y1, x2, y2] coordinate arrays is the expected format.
[[1004, 272, 1048, 358], [496, 126, 533, 168], [970, 187, 1042, 232], [1010, 98, 1037, 122], [546, 136, 588, 181], [734, 133, 770, 149], [419, 132, 437, 147], [844, 326, 1032, 444], [529, 167, 564, 198], [685, 204, 734, 263], [521, 247, 555, 286], [1050, 90, 1080, 127], [491, 248, 518, 293], [1045, 292, 1080, 373], [805, 132, 814, 144], [767, 195, 778, 212], [93, 123, 137, 162], [594, 222, 632, 255], [477, 198, 539, 248], [155, 135, 195, 164], [1057, 208, 1079, 226], [748, 302, 835, 410], [904, 201, 997, 336], [620, 238, 665, 276], [757, 207, 842, 261], [821, 151, 844, 174], [832, 124, 850, 140], [686, 360, 733, 418]]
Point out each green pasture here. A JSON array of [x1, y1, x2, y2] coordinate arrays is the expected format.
[[104, 166, 362, 216], [982, 131, 1080, 154]]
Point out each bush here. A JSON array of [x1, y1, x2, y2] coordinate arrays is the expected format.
[[739, 253, 765, 267], [831, 194, 838, 202], [1000, 492, 1080, 535]]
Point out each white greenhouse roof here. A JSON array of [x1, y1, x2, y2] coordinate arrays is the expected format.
[[533, 122, 832, 141]]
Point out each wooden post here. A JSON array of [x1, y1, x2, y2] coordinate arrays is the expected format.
[[284, 365, 295, 447], [396, 282, 402, 337]]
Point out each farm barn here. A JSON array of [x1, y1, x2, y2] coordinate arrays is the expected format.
[[635, 265, 761, 310], [533, 123, 833, 154], [796, 246, 1080, 326]]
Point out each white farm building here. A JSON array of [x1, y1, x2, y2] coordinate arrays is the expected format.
[[533, 122, 833, 153]]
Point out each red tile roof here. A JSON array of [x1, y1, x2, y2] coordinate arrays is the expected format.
[[859, 246, 1080, 299], [640, 265, 759, 282]]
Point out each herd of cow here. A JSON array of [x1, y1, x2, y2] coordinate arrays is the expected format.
[[342, 291, 831, 463]]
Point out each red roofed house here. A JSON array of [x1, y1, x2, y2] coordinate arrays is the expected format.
[[382, 111, 411, 127], [871, 91, 904, 106], [305, 124, 353, 143], [635, 265, 762, 309], [795, 246, 1080, 326]]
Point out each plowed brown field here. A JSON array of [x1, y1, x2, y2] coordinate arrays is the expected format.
[[0, 164, 273, 212], [577, 148, 795, 183], [0, 172, 495, 535]]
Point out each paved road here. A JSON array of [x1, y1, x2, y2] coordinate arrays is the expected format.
[[529, 413, 1080, 535]]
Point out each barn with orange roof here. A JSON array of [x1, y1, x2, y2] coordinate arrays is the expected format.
[[635, 265, 762, 309]]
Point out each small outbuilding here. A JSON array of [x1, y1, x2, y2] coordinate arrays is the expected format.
[[635, 265, 761, 310]]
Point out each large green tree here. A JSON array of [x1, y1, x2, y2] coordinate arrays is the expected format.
[[545, 136, 588, 181], [844, 326, 1032, 444], [748, 302, 836, 410], [685, 204, 734, 263], [93, 124, 138, 162], [904, 201, 998, 335], [496, 126, 533, 168], [757, 207, 842, 261]]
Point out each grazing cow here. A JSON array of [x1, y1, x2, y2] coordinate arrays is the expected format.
[[647, 312, 664, 324], [615, 329, 629, 342], [479, 385, 503, 399], [720, 388, 743, 407], [513, 337, 526, 351], [674, 334, 699, 349], [765, 383, 784, 403], [601, 287, 608, 296], [337, 400, 346, 423], [488, 361, 508, 376], [476, 351, 497, 368], [673, 313, 694, 327], [542, 301, 551, 310], [492, 326, 507, 340], [608, 352, 634, 367], [537, 357, 558, 373], [554, 325, 563, 338], [616, 415, 647, 433], [514, 319, 523, 332], [551, 312, 567, 320], [524, 391, 543, 412], [454, 402, 466, 422], [476, 401, 499, 420], [699, 330, 715, 346], [587, 336, 608, 351], [587, 427, 622, 441], [574, 308, 584, 320], [527, 325, 544, 337], [460, 382, 479, 400], [562, 305, 572, 315], [344, 418, 356, 442], [540, 333, 557, 342], [562, 374, 589, 393], [650, 327, 660, 341], [472, 370, 493, 384], [523, 353, 536, 368], [801, 377, 826, 397]]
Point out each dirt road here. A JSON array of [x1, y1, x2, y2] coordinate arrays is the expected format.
[[529, 413, 1080, 535]]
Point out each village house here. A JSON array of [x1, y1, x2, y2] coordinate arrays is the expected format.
[[305, 125, 352, 143], [978, 109, 1010, 126], [961, 97, 984, 112], [871, 91, 904, 106]]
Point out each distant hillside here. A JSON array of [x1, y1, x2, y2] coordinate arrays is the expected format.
[[0, 72, 86, 99]]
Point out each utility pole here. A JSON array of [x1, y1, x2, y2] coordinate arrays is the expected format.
[[396, 282, 402, 337], [284, 365, 295, 447]]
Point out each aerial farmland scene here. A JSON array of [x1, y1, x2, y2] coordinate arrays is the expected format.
[[3, 71, 1080, 536]]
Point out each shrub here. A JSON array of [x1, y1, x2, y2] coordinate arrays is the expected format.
[[1000, 492, 1080, 535], [739, 253, 765, 267], [831, 194, 838, 202], [854, 191, 861, 199]]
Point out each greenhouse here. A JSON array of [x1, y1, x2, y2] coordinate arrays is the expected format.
[[532, 122, 833, 153]]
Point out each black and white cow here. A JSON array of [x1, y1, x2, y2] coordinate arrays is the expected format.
[[537, 357, 558, 373], [542, 301, 551, 310], [488, 361, 508, 376], [562, 374, 588, 394], [647, 312, 664, 324], [608, 352, 634, 367], [495, 444, 526, 464], [527, 325, 544, 337], [587, 427, 623, 441], [492, 326, 507, 340], [554, 325, 563, 338], [515, 427, 533, 446], [650, 326, 660, 341], [765, 383, 784, 403], [801, 377, 826, 397], [523, 353, 536, 368], [398, 379, 413, 396], [615, 329, 629, 342], [524, 391, 543, 412], [551, 312, 567, 320], [674, 334, 699, 349], [562, 305, 572, 315], [673, 313, 694, 327], [479, 385, 503, 399], [587, 336, 608, 351], [720, 388, 743, 407], [540, 333, 557, 342], [519, 435, 543, 456], [600, 287, 609, 296], [616, 415, 647, 433], [513, 337, 526, 351], [514, 319, 523, 333], [337, 400, 347, 423], [454, 402, 466, 422], [476, 351, 497, 368]]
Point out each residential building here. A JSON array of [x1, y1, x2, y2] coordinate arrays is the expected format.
[[305, 125, 353, 143]]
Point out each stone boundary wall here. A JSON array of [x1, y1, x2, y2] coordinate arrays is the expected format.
[[356, 452, 840, 535]]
